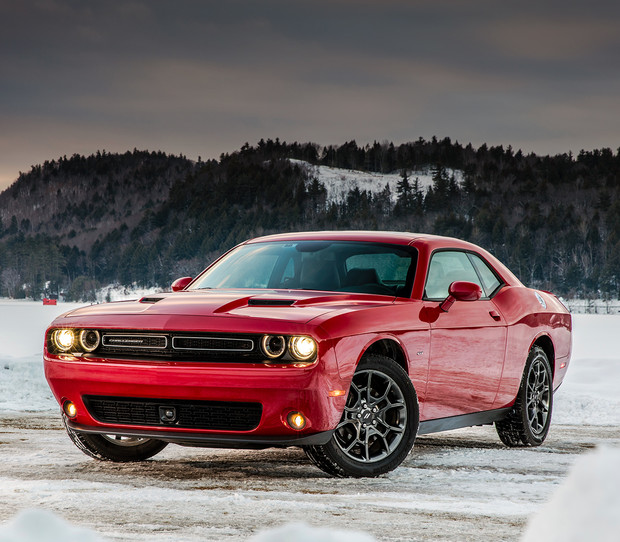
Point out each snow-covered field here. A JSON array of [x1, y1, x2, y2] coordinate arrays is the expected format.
[[291, 160, 464, 204], [0, 300, 619, 541]]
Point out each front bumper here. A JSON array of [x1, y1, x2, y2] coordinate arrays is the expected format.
[[44, 350, 348, 448], [66, 419, 334, 447]]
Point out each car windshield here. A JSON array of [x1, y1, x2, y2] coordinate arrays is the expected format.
[[189, 241, 418, 297]]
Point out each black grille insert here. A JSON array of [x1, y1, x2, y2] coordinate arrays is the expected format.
[[83, 396, 263, 431], [94, 331, 264, 362], [172, 336, 254, 351], [102, 334, 167, 349]]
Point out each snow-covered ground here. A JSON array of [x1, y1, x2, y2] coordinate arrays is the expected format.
[[291, 159, 464, 204], [0, 300, 618, 541]]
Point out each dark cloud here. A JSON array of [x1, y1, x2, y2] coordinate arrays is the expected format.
[[1, 0, 619, 188]]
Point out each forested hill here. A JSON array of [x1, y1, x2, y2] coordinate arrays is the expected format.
[[0, 139, 619, 301]]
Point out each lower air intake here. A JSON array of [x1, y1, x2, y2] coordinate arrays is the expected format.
[[83, 396, 262, 431]]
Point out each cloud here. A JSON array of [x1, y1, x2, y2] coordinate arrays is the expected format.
[[0, 0, 618, 190]]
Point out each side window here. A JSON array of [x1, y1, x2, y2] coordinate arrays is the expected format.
[[468, 253, 502, 297], [424, 251, 483, 300]]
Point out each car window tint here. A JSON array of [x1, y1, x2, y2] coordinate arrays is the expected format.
[[203, 246, 281, 288], [468, 253, 502, 297], [424, 251, 483, 299], [190, 241, 417, 296]]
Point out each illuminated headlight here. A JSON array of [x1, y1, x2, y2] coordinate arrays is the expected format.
[[79, 329, 100, 352], [52, 329, 75, 351], [261, 335, 286, 359], [289, 336, 317, 361]]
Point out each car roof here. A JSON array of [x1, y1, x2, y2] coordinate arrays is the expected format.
[[247, 230, 478, 250]]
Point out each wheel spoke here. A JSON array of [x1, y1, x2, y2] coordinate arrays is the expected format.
[[334, 368, 409, 464]]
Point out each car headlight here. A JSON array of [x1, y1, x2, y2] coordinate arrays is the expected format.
[[289, 336, 317, 361], [79, 329, 100, 352], [261, 335, 286, 358], [52, 329, 75, 351]]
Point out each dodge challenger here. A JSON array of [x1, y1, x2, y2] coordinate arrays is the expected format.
[[44, 231, 572, 477]]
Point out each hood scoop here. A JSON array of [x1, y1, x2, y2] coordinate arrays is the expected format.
[[139, 296, 165, 304], [248, 298, 296, 306]]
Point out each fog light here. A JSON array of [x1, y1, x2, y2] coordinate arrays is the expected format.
[[53, 329, 75, 351], [287, 411, 307, 430], [63, 401, 77, 418]]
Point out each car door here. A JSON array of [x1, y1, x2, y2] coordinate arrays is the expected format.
[[421, 250, 507, 420]]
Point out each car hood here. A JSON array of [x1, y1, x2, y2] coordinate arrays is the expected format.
[[58, 290, 396, 326]]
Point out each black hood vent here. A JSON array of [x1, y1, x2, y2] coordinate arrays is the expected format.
[[139, 297, 165, 304], [248, 298, 295, 306]]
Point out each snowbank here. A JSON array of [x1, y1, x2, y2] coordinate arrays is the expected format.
[[0, 509, 105, 542], [522, 447, 620, 542], [0, 513, 379, 542]]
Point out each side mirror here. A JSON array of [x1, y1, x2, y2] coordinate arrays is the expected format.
[[440, 281, 482, 312], [171, 276, 193, 292]]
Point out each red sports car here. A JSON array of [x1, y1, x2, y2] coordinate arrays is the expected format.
[[44, 231, 571, 477]]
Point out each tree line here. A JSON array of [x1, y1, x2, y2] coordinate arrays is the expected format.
[[0, 139, 618, 300]]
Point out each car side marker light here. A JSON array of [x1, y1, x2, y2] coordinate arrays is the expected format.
[[328, 390, 346, 397]]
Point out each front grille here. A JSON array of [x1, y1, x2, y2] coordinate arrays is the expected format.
[[172, 336, 254, 351], [83, 396, 263, 431], [102, 334, 167, 349], [94, 331, 264, 362]]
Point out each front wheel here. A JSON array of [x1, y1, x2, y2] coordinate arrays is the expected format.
[[63, 416, 168, 461], [305, 354, 419, 477], [496, 346, 553, 447]]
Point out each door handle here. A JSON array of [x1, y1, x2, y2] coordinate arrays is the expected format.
[[489, 310, 501, 321]]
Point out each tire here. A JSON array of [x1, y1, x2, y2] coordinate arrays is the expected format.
[[63, 415, 168, 462], [304, 354, 419, 477], [496, 346, 553, 447]]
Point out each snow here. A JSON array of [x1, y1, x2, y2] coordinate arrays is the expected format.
[[249, 523, 379, 542], [291, 160, 464, 204], [0, 512, 378, 542], [96, 284, 163, 303], [522, 447, 620, 542], [553, 314, 620, 426], [0, 300, 618, 540], [0, 509, 105, 542]]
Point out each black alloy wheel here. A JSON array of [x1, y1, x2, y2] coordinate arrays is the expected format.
[[496, 346, 553, 447], [304, 354, 419, 477]]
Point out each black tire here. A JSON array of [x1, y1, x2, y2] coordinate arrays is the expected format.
[[304, 354, 419, 477], [496, 346, 553, 447], [63, 415, 168, 462]]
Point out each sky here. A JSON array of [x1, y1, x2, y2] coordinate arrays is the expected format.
[[1, 0, 619, 191]]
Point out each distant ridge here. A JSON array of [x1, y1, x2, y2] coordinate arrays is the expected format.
[[0, 138, 618, 300]]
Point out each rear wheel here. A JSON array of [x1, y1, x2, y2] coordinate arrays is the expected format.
[[496, 346, 553, 447], [304, 354, 419, 477], [63, 416, 168, 461]]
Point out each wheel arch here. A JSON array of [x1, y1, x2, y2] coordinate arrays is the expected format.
[[361, 338, 409, 375], [531, 334, 555, 376]]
